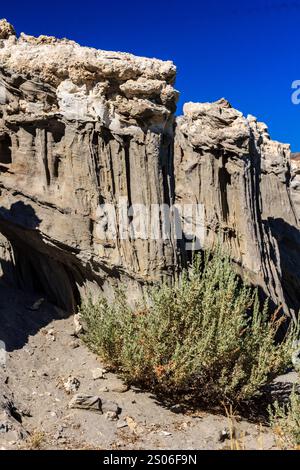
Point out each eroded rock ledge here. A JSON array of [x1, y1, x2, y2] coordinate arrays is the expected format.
[[0, 20, 299, 315]]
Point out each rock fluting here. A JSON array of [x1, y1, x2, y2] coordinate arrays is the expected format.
[[0, 20, 177, 310], [0, 20, 299, 316], [175, 99, 300, 316]]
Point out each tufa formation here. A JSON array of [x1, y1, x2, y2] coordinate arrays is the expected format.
[[0, 20, 299, 316]]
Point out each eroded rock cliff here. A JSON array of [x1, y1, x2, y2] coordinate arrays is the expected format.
[[0, 20, 299, 315], [175, 99, 300, 315], [0, 19, 178, 310]]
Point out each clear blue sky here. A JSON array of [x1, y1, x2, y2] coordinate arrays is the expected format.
[[2, 0, 300, 150]]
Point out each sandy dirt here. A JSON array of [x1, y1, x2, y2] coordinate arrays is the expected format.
[[0, 284, 280, 450]]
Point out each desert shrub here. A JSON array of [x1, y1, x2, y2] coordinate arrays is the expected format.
[[80, 249, 299, 407], [269, 388, 300, 449]]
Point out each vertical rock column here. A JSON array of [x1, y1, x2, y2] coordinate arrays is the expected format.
[[174, 99, 300, 316], [0, 22, 179, 308]]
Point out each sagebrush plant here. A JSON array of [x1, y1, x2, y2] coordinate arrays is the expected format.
[[80, 248, 299, 407], [269, 388, 300, 449]]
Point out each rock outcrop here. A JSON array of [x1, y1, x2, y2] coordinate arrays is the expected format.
[[0, 21, 177, 310], [0, 21, 299, 316], [175, 99, 300, 316]]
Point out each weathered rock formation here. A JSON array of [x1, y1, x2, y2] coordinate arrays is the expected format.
[[175, 100, 300, 316], [0, 20, 299, 316], [0, 20, 177, 310]]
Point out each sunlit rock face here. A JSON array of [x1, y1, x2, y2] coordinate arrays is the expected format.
[[174, 99, 300, 316], [0, 20, 299, 316], [0, 20, 178, 310]]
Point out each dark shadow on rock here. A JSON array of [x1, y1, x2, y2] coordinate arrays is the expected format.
[[0, 201, 74, 350], [0, 201, 87, 314], [0, 282, 67, 352], [0, 201, 42, 230], [0, 201, 90, 351], [0, 201, 95, 351], [266, 217, 300, 315]]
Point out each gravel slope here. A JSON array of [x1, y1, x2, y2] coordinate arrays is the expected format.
[[0, 284, 278, 450]]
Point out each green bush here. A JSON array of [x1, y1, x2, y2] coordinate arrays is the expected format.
[[269, 388, 300, 449], [80, 249, 299, 407]]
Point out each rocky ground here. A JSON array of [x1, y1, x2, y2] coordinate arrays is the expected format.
[[0, 20, 299, 452], [1, 284, 292, 451]]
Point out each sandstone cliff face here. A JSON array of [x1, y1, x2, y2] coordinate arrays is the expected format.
[[0, 20, 299, 316], [0, 20, 177, 310], [174, 99, 300, 315]]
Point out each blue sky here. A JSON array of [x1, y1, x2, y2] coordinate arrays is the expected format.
[[2, 0, 300, 150]]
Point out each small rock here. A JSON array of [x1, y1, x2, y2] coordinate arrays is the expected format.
[[105, 411, 118, 421], [219, 428, 231, 442], [24, 347, 34, 356], [54, 427, 64, 440], [117, 420, 128, 429], [68, 394, 120, 416], [99, 386, 109, 393], [159, 430, 172, 437], [46, 328, 56, 342], [21, 407, 32, 418], [110, 383, 129, 393], [0, 421, 11, 433], [125, 416, 143, 435], [69, 339, 80, 349], [68, 394, 102, 413], [37, 369, 49, 378], [101, 399, 121, 415], [18, 429, 28, 441], [91, 368, 106, 380], [71, 423, 81, 430], [73, 314, 84, 336], [63, 376, 80, 394], [170, 404, 183, 414]]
